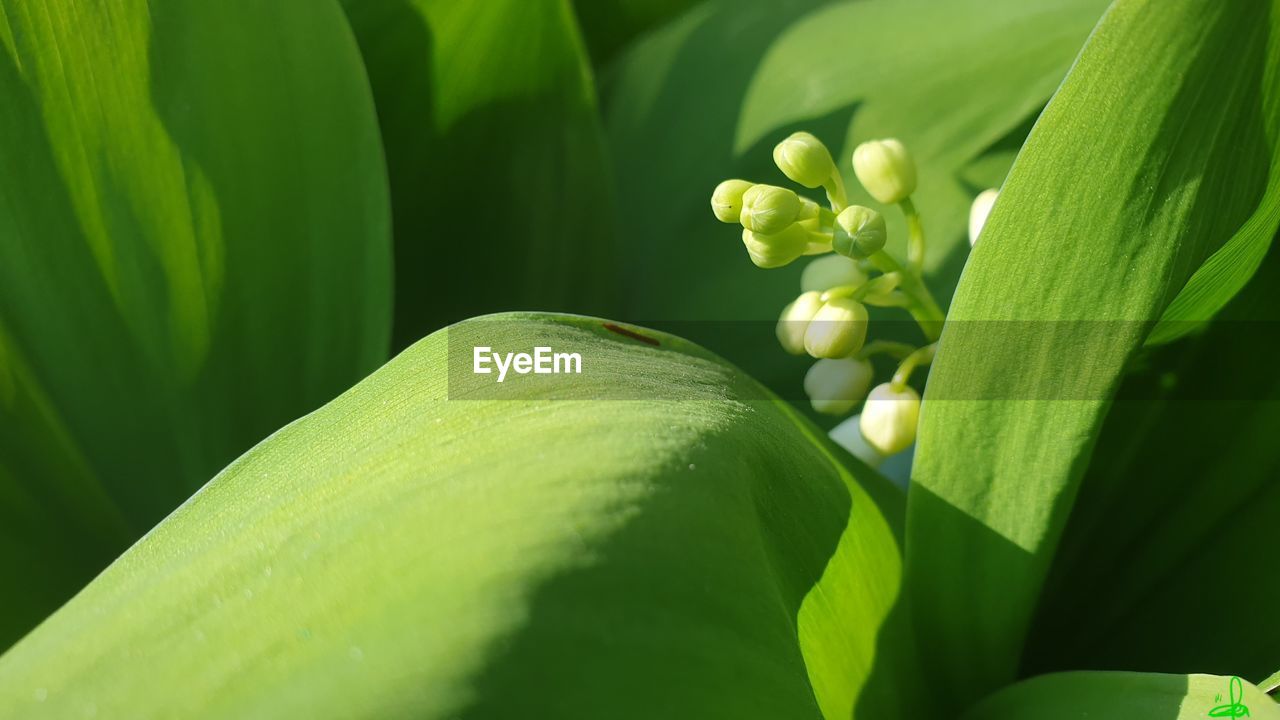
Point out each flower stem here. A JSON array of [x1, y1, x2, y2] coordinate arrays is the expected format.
[[868, 250, 944, 342], [899, 197, 925, 274], [824, 172, 849, 211], [891, 343, 937, 391]]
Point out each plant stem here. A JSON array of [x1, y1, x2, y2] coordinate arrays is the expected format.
[[891, 343, 937, 391], [824, 172, 849, 211], [899, 197, 925, 274], [868, 250, 945, 342]]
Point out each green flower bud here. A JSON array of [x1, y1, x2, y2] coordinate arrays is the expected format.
[[773, 131, 837, 189], [852, 139, 917, 205], [711, 179, 754, 223], [742, 224, 808, 269], [740, 184, 802, 235], [968, 188, 999, 246], [804, 358, 873, 415], [776, 290, 825, 355], [832, 205, 887, 258], [800, 254, 867, 293], [796, 196, 821, 222], [859, 383, 920, 455], [803, 297, 868, 359]]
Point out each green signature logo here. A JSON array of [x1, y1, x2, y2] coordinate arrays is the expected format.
[[1208, 676, 1250, 718]]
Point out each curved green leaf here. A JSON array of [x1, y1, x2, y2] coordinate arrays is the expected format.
[[1024, 244, 1280, 682], [0, 0, 391, 647], [603, 0, 1106, 398], [0, 313, 916, 719], [909, 0, 1280, 710], [963, 671, 1280, 720], [339, 0, 619, 349]]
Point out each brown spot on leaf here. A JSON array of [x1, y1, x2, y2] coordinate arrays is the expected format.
[[603, 323, 659, 346]]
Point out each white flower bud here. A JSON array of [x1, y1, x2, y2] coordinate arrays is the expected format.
[[832, 205, 887, 258], [968, 188, 999, 246], [773, 131, 837, 189], [804, 358, 873, 415], [711, 179, 754, 223], [742, 224, 807, 269], [859, 383, 920, 455], [740, 184, 802, 235], [800, 254, 867, 293], [776, 291, 824, 355], [852, 139, 917, 205], [804, 297, 868, 359]]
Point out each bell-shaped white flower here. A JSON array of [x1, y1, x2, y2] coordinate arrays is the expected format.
[[775, 291, 825, 355], [803, 297, 869, 359], [804, 358, 874, 415], [968, 188, 999, 246], [859, 383, 920, 455]]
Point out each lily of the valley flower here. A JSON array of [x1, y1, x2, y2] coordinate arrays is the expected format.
[[776, 290, 825, 355], [969, 188, 999, 246], [742, 224, 809, 269], [804, 358, 874, 415], [832, 205, 887, 259], [773, 131, 838, 189], [804, 297, 869, 358], [710, 179, 754, 223], [739, 184, 802, 235], [860, 383, 921, 455], [852, 139, 917, 205]]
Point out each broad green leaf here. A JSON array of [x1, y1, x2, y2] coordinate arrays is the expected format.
[[0, 0, 390, 648], [909, 0, 1280, 710], [602, 0, 1106, 397], [963, 671, 1280, 720], [0, 313, 918, 720], [339, 0, 619, 349], [1023, 241, 1280, 682]]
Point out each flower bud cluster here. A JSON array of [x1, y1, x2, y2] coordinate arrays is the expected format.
[[711, 131, 945, 458]]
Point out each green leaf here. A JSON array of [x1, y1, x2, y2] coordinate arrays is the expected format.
[[339, 0, 619, 349], [962, 671, 1280, 720], [0, 313, 918, 719], [1022, 243, 1280, 682], [0, 0, 391, 647], [1262, 670, 1280, 695], [602, 0, 1106, 397], [570, 0, 701, 65], [909, 0, 1280, 710]]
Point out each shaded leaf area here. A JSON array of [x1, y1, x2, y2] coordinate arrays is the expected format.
[[1024, 234, 1280, 683], [602, 0, 1107, 400], [0, 0, 390, 648], [963, 671, 1280, 720], [908, 0, 1280, 712], [340, 0, 619, 350], [1148, 5, 1280, 344], [0, 313, 917, 720], [571, 0, 701, 66]]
